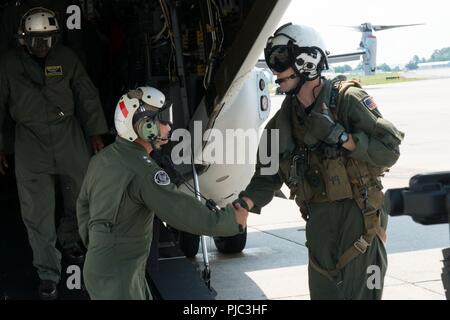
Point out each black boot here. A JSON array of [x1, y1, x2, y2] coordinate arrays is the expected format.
[[38, 280, 58, 300], [63, 242, 85, 264]]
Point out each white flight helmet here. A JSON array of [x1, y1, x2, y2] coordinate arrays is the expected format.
[[18, 7, 60, 50], [114, 87, 173, 142], [264, 23, 329, 81]]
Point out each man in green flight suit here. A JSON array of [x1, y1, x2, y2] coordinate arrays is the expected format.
[[77, 86, 248, 300], [233, 23, 404, 300], [0, 8, 108, 299]]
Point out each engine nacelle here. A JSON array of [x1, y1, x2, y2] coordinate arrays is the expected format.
[[362, 34, 377, 75]]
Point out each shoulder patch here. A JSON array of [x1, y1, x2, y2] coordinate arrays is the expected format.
[[154, 170, 171, 186], [362, 96, 378, 111]]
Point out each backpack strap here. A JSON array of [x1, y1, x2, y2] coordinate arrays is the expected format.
[[329, 78, 362, 119]]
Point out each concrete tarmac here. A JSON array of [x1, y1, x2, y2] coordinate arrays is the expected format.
[[195, 77, 450, 300]]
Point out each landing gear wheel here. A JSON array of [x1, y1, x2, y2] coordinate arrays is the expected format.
[[213, 228, 247, 254]]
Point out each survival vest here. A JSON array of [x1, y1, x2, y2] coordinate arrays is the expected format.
[[278, 77, 401, 280]]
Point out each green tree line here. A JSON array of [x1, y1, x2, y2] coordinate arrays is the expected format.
[[406, 47, 450, 69], [333, 47, 450, 72]]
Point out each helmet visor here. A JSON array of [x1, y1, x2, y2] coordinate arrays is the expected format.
[[134, 100, 173, 126], [157, 100, 173, 125], [264, 45, 292, 73], [27, 35, 53, 49]]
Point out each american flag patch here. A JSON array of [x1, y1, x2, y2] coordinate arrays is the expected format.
[[362, 96, 378, 110]]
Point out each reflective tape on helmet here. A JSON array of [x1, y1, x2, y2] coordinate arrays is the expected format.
[[119, 101, 129, 118]]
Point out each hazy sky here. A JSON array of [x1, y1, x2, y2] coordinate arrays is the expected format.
[[278, 0, 450, 66]]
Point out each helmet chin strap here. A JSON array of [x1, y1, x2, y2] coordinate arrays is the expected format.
[[286, 69, 324, 96], [149, 136, 170, 151], [275, 73, 305, 96], [284, 73, 308, 96], [149, 139, 158, 151], [275, 73, 298, 84]]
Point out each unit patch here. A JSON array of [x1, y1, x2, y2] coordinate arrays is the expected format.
[[45, 65, 63, 77], [154, 170, 171, 186]]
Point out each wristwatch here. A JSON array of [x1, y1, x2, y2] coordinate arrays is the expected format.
[[338, 131, 349, 145], [232, 198, 250, 211]]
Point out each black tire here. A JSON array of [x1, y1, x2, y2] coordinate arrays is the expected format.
[[178, 231, 200, 258], [213, 228, 247, 254]]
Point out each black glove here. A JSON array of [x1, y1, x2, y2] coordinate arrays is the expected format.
[[314, 143, 349, 159], [304, 110, 346, 146]]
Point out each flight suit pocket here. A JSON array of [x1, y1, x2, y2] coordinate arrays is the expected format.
[[346, 159, 385, 210], [322, 158, 353, 201], [305, 164, 326, 199]]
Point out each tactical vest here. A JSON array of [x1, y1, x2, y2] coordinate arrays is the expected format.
[[279, 80, 386, 211], [278, 79, 388, 280]]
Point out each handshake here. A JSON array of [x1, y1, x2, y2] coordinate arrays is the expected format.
[[228, 197, 253, 231]]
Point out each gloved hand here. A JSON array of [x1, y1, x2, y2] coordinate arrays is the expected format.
[[304, 109, 346, 146], [314, 143, 349, 159]]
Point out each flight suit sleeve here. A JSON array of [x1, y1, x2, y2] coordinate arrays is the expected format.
[[239, 118, 284, 214], [339, 87, 404, 168], [0, 58, 10, 151], [138, 172, 241, 237], [70, 54, 108, 136], [76, 175, 90, 247], [239, 166, 283, 215]]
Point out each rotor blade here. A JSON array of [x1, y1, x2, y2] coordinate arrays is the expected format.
[[373, 23, 424, 31], [331, 25, 363, 32]]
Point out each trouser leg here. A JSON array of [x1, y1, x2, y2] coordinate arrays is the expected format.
[[306, 200, 387, 300], [16, 173, 61, 283], [57, 174, 83, 249]]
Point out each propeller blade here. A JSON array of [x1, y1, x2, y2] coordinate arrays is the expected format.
[[373, 23, 425, 31], [332, 22, 424, 33]]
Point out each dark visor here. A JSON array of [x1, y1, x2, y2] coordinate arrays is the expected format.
[[134, 100, 173, 126], [27, 35, 53, 49], [264, 45, 291, 73], [265, 44, 325, 73], [157, 100, 173, 125]]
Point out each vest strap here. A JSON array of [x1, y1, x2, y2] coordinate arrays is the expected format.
[[309, 210, 386, 282]]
